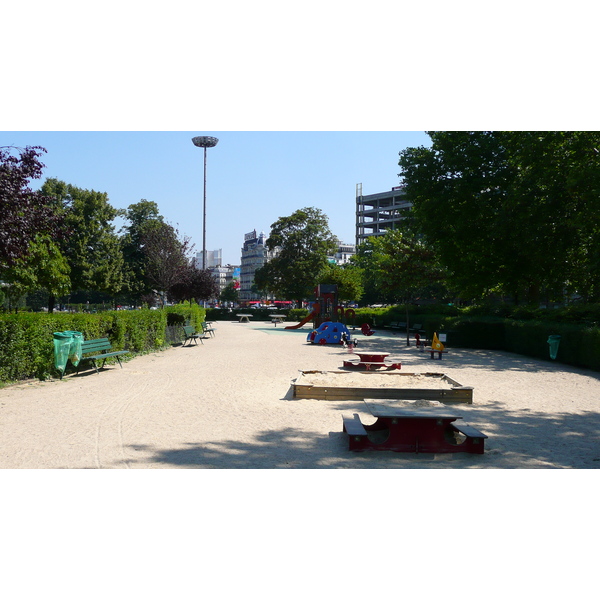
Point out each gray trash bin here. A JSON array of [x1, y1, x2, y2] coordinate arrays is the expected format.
[[547, 335, 561, 360]]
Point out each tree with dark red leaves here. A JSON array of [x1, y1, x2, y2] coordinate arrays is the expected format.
[[0, 146, 65, 270]]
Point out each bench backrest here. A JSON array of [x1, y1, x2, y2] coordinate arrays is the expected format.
[[81, 338, 113, 354], [183, 326, 195, 335]]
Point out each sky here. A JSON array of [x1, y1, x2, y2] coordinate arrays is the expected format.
[[2, 131, 432, 265]]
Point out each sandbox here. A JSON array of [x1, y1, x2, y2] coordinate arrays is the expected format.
[[292, 371, 474, 403]]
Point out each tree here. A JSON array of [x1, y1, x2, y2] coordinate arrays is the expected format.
[[352, 229, 446, 301], [41, 178, 124, 300], [120, 200, 165, 299], [0, 146, 65, 270], [2, 235, 71, 312], [220, 281, 240, 305], [254, 207, 338, 301], [318, 263, 364, 303], [169, 262, 220, 305], [142, 222, 193, 305], [352, 229, 447, 343], [398, 131, 600, 303]]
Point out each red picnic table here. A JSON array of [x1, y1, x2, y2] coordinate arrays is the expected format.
[[342, 400, 487, 454], [342, 352, 401, 371]]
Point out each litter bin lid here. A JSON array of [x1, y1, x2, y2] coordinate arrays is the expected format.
[[53, 332, 72, 339]]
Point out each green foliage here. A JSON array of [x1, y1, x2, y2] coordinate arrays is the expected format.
[[2, 235, 71, 310], [164, 303, 205, 330], [318, 263, 364, 302], [351, 230, 448, 304], [399, 131, 600, 303], [219, 281, 239, 304], [41, 178, 124, 298], [288, 308, 309, 322], [254, 207, 338, 301], [0, 306, 205, 383], [119, 200, 165, 298]]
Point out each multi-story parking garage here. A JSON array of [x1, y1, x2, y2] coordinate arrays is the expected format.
[[355, 183, 413, 246]]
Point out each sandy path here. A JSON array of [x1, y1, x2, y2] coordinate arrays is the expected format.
[[1, 320, 600, 468]]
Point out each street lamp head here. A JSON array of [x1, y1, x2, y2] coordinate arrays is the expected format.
[[192, 136, 219, 148]]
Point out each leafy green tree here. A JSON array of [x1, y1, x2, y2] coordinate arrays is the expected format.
[[353, 230, 446, 300], [41, 178, 124, 300], [318, 263, 364, 303], [220, 281, 240, 305], [254, 207, 338, 301], [2, 235, 71, 312], [398, 131, 600, 303], [120, 200, 165, 299], [352, 229, 447, 342]]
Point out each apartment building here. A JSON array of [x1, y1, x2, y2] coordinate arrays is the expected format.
[[239, 230, 279, 302]]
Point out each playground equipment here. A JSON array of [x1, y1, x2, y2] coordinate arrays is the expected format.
[[285, 284, 357, 330], [307, 321, 356, 345]]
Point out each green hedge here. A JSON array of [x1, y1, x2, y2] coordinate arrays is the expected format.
[[356, 306, 600, 371], [0, 304, 205, 383]]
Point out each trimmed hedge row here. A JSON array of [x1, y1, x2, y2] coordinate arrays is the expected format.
[[0, 304, 205, 383], [347, 307, 600, 371]]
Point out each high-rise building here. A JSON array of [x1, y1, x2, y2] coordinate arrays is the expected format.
[[239, 230, 278, 302], [196, 249, 222, 269]]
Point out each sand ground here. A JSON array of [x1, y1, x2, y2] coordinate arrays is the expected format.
[[1, 319, 600, 469]]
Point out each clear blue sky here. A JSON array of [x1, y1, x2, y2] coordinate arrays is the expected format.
[[2, 131, 432, 265]]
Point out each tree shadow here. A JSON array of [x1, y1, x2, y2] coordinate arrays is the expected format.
[[350, 332, 600, 376], [122, 400, 600, 469]]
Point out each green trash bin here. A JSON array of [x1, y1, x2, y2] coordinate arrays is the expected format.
[[53, 331, 84, 378], [53, 332, 73, 377], [547, 335, 561, 360], [64, 331, 83, 368]]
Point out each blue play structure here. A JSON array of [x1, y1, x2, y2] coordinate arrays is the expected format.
[[307, 321, 355, 345]]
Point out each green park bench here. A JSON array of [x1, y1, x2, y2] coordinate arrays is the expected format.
[[182, 325, 204, 346], [76, 338, 130, 375]]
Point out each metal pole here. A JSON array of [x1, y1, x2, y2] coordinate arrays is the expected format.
[[191, 136, 218, 272], [203, 146, 207, 270]]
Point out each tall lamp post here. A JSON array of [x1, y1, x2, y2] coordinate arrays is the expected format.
[[192, 135, 219, 270]]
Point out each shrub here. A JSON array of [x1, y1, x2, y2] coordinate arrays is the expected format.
[[0, 305, 204, 383]]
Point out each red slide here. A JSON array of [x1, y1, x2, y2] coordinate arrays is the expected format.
[[285, 303, 319, 329], [285, 310, 318, 329]]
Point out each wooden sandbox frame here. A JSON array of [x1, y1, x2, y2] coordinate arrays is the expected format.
[[292, 371, 474, 403]]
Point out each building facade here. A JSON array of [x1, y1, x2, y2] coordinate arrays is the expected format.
[[208, 264, 238, 297], [330, 239, 356, 265], [239, 230, 279, 302], [196, 249, 222, 269], [355, 183, 412, 246]]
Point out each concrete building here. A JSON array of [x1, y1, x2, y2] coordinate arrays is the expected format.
[[355, 183, 412, 246], [196, 249, 222, 269], [329, 239, 356, 265], [209, 264, 238, 297], [239, 230, 279, 302]]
